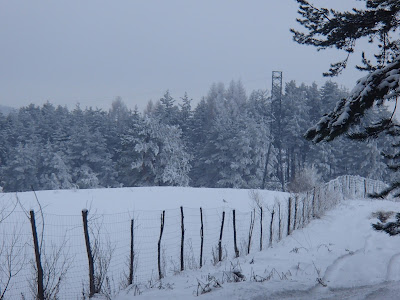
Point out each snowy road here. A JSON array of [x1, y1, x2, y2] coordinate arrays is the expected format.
[[258, 281, 400, 300]]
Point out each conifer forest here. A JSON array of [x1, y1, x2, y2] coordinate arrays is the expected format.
[[0, 80, 392, 193]]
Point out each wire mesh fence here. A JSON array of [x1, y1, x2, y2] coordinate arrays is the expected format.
[[0, 175, 388, 299]]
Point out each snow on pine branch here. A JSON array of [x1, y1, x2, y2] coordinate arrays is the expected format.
[[305, 55, 400, 143]]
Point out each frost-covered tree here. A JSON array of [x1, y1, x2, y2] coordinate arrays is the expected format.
[[39, 142, 74, 190], [67, 111, 115, 189], [2, 141, 40, 192], [155, 90, 180, 126], [292, 0, 400, 196], [192, 81, 273, 188], [189, 83, 225, 187], [120, 116, 191, 186], [178, 92, 193, 139]]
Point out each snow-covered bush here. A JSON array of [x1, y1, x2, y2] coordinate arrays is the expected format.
[[287, 166, 321, 193]]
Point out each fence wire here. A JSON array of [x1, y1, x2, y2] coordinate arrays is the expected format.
[[0, 175, 388, 299]]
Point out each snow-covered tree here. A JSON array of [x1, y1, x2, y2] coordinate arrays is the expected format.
[[39, 142, 74, 190], [120, 116, 191, 186], [2, 141, 40, 192], [293, 0, 400, 196], [67, 112, 115, 189], [155, 90, 180, 126]]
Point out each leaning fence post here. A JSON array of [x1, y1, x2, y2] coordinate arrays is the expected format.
[[158, 210, 165, 280], [30, 210, 44, 300], [247, 209, 255, 254], [200, 207, 204, 268], [218, 211, 225, 262], [180, 206, 184, 272], [82, 209, 95, 298]]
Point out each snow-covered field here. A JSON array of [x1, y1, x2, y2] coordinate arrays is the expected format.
[[1, 180, 399, 300], [0, 187, 288, 299]]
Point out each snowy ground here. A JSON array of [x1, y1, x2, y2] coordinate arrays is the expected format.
[[1, 184, 399, 300], [114, 199, 400, 300], [0, 187, 288, 299]]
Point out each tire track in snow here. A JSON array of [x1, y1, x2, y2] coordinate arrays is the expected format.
[[385, 251, 400, 281], [312, 233, 372, 294], [261, 234, 374, 299]]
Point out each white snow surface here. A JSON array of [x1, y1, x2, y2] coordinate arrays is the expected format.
[[0, 187, 288, 299], [113, 199, 400, 300], [2, 186, 400, 299]]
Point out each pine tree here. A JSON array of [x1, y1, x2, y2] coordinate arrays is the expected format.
[[39, 141, 74, 190], [373, 213, 400, 236], [67, 110, 115, 189], [292, 0, 400, 196], [2, 141, 40, 192], [120, 116, 190, 187], [178, 92, 193, 137], [156, 90, 180, 126]]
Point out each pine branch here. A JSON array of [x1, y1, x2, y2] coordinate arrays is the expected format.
[[306, 55, 400, 142], [372, 213, 400, 236]]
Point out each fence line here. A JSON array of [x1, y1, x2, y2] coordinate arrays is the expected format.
[[0, 175, 388, 299]]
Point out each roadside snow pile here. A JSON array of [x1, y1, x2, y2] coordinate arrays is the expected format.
[[114, 199, 400, 300]]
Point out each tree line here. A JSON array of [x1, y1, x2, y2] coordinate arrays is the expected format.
[[0, 80, 392, 192]]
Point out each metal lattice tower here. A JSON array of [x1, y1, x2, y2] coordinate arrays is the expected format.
[[271, 71, 283, 106], [271, 71, 284, 191]]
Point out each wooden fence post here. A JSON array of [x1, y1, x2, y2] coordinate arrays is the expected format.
[[129, 218, 135, 285], [232, 210, 239, 258], [259, 207, 263, 252], [82, 209, 95, 298], [247, 209, 255, 254], [364, 179, 367, 198], [287, 197, 292, 236], [200, 207, 204, 268], [218, 211, 225, 262], [269, 207, 275, 247], [312, 187, 316, 218], [180, 206, 184, 272], [158, 210, 165, 280], [30, 210, 44, 300], [293, 196, 298, 232], [278, 203, 282, 241], [302, 195, 306, 226]]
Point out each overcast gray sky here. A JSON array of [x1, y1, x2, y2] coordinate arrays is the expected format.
[[0, 0, 366, 111]]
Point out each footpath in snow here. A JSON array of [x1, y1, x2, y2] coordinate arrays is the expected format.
[[115, 199, 400, 300]]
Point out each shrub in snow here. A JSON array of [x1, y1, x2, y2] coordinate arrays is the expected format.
[[287, 166, 321, 193]]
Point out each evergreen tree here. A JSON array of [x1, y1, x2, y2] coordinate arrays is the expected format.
[[120, 116, 190, 186], [188, 98, 212, 186], [67, 113, 115, 189], [178, 92, 193, 138], [39, 142, 74, 190], [155, 90, 180, 125], [2, 141, 40, 192], [293, 0, 400, 196]]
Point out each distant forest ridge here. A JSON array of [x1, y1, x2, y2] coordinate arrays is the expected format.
[[0, 105, 15, 115], [0, 80, 392, 193]]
